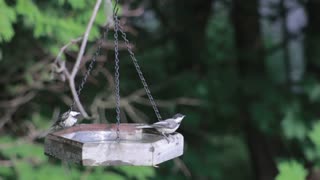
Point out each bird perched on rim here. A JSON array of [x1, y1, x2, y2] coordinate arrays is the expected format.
[[136, 113, 185, 141], [52, 111, 81, 129]]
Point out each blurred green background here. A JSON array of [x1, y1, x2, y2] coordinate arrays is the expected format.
[[1, 0, 320, 179]]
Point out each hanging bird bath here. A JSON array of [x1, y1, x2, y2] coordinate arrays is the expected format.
[[44, 124, 184, 166], [45, 0, 185, 166]]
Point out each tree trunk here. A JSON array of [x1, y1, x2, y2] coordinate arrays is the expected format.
[[232, 0, 278, 179], [171, 0, 213, 72], [305, 1, 320, 77], [280, 0, 292, 89]]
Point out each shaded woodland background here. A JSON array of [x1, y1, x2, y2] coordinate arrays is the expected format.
[[1, 0, 320, 179]]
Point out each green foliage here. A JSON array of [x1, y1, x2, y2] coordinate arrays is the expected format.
[[206, 6, 239, 129], [250, 102, 277, 133], [2, 142, 45, 161], [0, 166, 13, 179], [182, 135, 252, 180], [0, 0, 108, 53], [0, 0, 16, 42], [2, 0, 320, 179], [0, 135, 155, 180], [67, 0, 86, 9], [308, 121, 320, 153], [281, 103, 308, 141], [207, 4, 235, 63], [305, 80, 320, 103], [117, 166, 155, 180], [0, 2, 155, 179], [86, 168, 125, 180], [276, 160, 307, 180]]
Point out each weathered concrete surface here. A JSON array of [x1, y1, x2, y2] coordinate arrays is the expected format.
[[44, 124, 184, 166]]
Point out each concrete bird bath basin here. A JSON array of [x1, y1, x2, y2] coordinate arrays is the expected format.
[[44, 123, 184, 166]]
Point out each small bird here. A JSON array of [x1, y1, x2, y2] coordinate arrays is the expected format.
[[52, 111, 81, 129], [136, 113, 185, 141]]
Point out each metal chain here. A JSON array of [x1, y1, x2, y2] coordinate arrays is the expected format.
[[113, 4, 121, 139], [68, 26, 109, 113], [118, 25, 163, 121], [112, 0, 162, 141]]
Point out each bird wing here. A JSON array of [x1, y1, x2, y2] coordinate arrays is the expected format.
[[152, 120, 176, 129], [51, 112, 68, 127], [51, 117, 62, 127]]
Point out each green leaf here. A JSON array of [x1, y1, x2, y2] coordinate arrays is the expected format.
[[87, 171, 125, 180], [0, 167, 14, 178], [35, 164, 81, 180], [281, 105, 307, 141], [305, 83, 320, 102], [84, 167, 125, 180], [0, 135, 14, 143], [67, 0, 86, 9], [276, 160, 307, 180], [14, 0, 104, 54], [0, 0, 17, 42], [1, 142, 47, 161], [117, 166, 155, 180], [15, 161, 35, 180], [16, 0, 42, 28], [308, 121, 320, 149], [304, 146, 318, 162]]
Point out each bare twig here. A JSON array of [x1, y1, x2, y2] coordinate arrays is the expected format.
[[0, 92, 36, 128], [101, 41, 134, 50], [0, 92, 36, 108], [132, 97, 204, 107], [54, 37, 83, 65], [96, 66, 115, 89], [90, 85, 204, 124], [51, 37, 82, 81], [0, 160, 14, 167], [51, 0, 103, 118], [71, 0, 102, 79], [0, 108, 17, 129], [173, 158, 192, 178], [129, 105, 149, 121], [123, 103, 145, 123], [68, 0, 102, 118]]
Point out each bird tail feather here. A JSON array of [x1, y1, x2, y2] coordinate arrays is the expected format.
[[136, 125, 153, 129]]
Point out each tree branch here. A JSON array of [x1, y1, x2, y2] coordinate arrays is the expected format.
[[51, 0, 103, 118], [69, 0, 102, 118], [51, 37, 82, 81], [0, 92, 36, 128], [71, 0, 102, 79]]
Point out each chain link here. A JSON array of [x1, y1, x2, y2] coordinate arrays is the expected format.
[[118, 25, 162, 122], [113, 6, 121, 139], [68, 26, 109, 113]]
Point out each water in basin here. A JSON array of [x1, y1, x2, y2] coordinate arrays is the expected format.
[[62, 130, 163, 143]]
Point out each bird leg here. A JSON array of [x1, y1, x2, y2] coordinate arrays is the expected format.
[[162, 132, 170, 143]]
